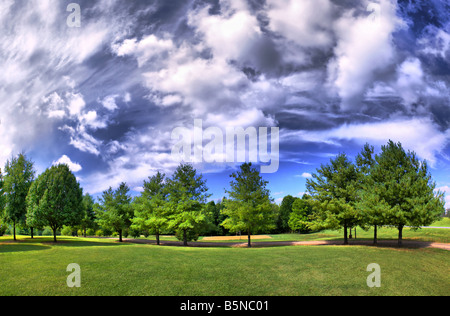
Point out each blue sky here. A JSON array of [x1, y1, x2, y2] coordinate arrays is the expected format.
[[0, 0, 449, 205]]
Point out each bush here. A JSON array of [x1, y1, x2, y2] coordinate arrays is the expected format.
[[86, 228, 95, 236], [0, 222, 7, 236], [61, 226, 72, 236], [42, 227, 53, 236], [95, 229, 104, 237]]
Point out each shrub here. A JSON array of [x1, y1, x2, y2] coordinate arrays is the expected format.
[[61, 226, 72, 236]]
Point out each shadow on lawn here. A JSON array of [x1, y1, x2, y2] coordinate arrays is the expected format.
[[0, 236, 131, 252]]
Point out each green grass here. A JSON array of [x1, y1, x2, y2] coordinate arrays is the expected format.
[[0, 235, 449, 296], [429, 217, 450, 227]]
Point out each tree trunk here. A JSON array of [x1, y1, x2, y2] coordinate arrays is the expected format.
[[373, 225, 377, 245], [398, 225, 403, 247], [156, 230, 160, 246], [13, 221, 16, 241], [84, 228, 87, 238], [343, 224, 348, 245], [183, 229, 188, 247], [30, 227, 34, 239], [248, 229, 251, 248], [119, 229, 123, 242], [53, 228, 57, 243], [349, 226, 352, 239], [354, 227, 357, 239]]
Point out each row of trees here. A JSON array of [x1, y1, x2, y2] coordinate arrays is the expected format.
[[95, 163, 276, 247], [0, 153, 88, 242], [0, 139, 445, 246], [302, 140, 445, 245], [0, 153, 279, 246]]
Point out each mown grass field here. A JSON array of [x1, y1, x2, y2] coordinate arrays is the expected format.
[[1, 226, 449, 296]]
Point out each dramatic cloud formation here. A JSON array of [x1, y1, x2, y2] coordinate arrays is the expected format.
[[0, 0, 449, 204]]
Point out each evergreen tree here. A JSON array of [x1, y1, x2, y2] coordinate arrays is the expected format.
[[166, 164, 210, 246], [306, 153, 360, 245], [221, 163, 276, 247], [80, 193, 96, 237], [367, 141, 445, 246], [355, 143, 385, 244], [96, 182, 133, 242], [132, 172, 169, 245]]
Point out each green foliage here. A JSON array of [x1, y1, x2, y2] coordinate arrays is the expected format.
[[80, 193, 96, 237], [166, 164, 210, 245], [2, 153, 35, 240], [26, 164, 82, 242], [221, 163, 276, 246], [95, 182, 133, 242], [277, 195, 296, 233], [131, 171, 169, 245], [306, 153, 360, 244], [0, 168, 4, 217], [361, 140, 445, 245], [288, 195, 313, 233]]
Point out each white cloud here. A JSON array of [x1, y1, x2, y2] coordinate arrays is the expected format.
[[100, 95, 119, 111], [395, 57, 425, 107], [291, 117, 450, 167], [301, 173, 312, 178], [53, 155, 82, 173], [327, 0, 405, 110], [188, 0, 262, 63], [267, 0, 333, 49]]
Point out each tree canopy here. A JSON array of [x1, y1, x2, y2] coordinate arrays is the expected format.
[[26, 164, 83, 242], [221, 163, 276, 247]]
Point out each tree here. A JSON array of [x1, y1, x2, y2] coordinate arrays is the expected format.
[[80, 193, 96, 237], [132, 171, 169, 245], [166, 164, 210, 246], [3, 153, 35, 241], [221, 163, 276, 247], [366, 140, 445, 246], [355, 143, 385, 244], [26, 164, 83, 242], [96, 182, 133, 242], [277, 195, 296, 233], [306, 153, 360, 245], [288, 194, 313, 233]]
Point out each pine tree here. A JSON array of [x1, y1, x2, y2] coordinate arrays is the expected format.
[[368, 141, 445, 246], [132, 171, 169, 245], [306, 153, 360, 245], [221, 163, 275, 247], [166, 164, 210, 246], [96, 183, 133, 242]]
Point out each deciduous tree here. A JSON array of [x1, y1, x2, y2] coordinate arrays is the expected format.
[[3, 153, 35, 240], [26, 164, 83, 242]]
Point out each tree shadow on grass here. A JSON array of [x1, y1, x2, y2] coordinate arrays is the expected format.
[[0, 243, 52, 253], [0, 237, 133, 250]]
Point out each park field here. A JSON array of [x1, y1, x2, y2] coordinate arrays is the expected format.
[[0, 227, 449, 296]]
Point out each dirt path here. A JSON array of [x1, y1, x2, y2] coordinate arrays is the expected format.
[[121, 238, 450, 251]]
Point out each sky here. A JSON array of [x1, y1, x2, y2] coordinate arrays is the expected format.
[[0, 0, 449, 206]]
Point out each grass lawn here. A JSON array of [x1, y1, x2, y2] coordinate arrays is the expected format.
[[0, 235, 449, 296]]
